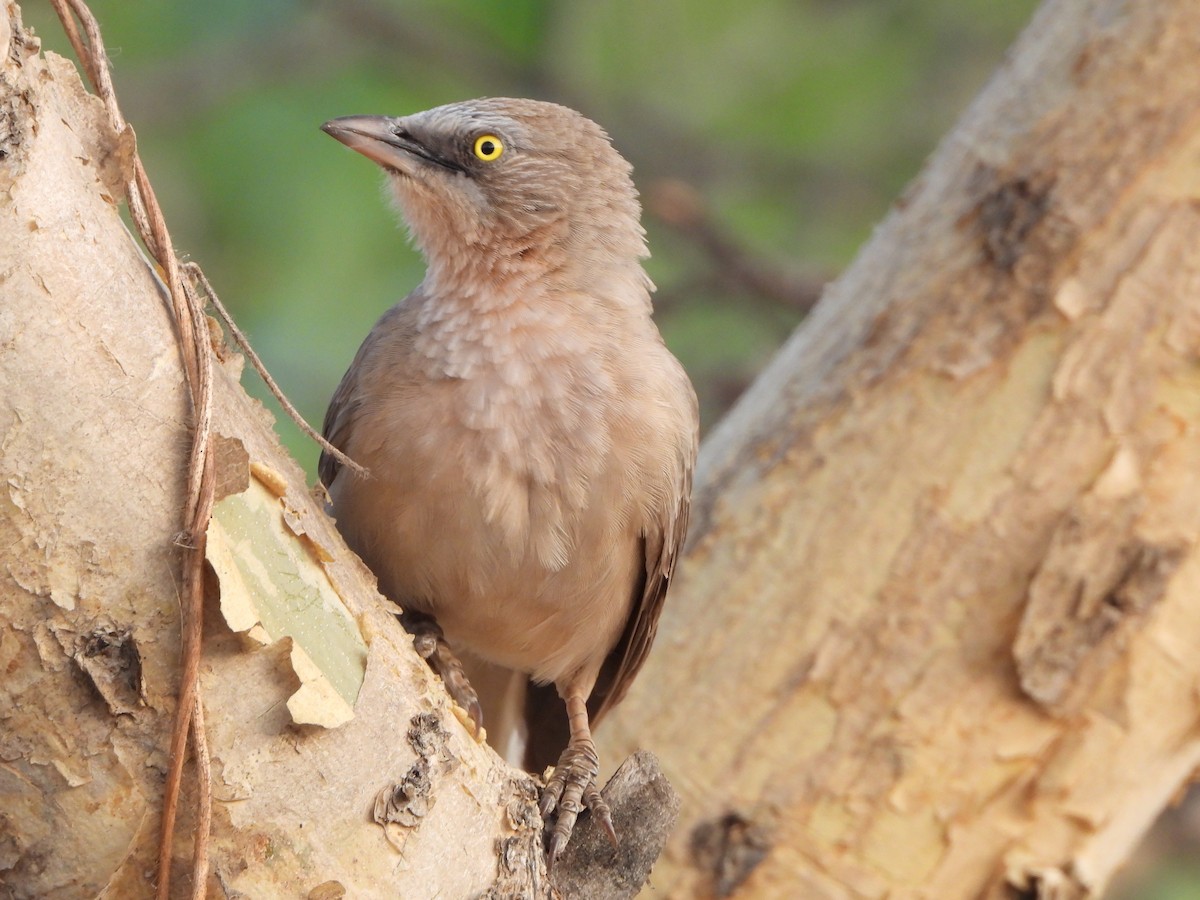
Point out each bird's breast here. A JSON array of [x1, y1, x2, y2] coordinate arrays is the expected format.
[[349, 301, 619, 572]]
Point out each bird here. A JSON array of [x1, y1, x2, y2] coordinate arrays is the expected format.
[[317, 98, 697, 862]]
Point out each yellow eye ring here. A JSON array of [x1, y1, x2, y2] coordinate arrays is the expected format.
[[473, 134, 504, 161]]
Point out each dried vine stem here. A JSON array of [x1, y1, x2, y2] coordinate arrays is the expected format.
[[184, 263, 366, 477], [47, 1, 214, 897]]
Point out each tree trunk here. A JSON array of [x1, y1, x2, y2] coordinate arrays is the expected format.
[[595, 1, 1200, 897], [4, 0, 1200, 898]]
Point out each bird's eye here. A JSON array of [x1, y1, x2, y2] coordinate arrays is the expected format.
[[473, 134, 504, 161]]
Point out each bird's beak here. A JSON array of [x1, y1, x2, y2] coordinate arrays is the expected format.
[[322, 115, 450, 175]]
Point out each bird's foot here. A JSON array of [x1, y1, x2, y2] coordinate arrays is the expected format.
[[540, 736, 617, 866], [400, 611, 483, 735]]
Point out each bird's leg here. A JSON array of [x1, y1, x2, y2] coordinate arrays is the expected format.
[[540, 693, 617, 865], [398, 609, 482, 735]]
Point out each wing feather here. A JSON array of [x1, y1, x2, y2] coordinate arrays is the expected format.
[[589, 447, 695, 726], [319, 302, 413, 488]]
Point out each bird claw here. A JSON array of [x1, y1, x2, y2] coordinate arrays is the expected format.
[[401, 612, 483, 736], [411, 630, 439, 660], [434, 653, 482, 736], [541, 737, 615, 868], [463, 697, 484, 736], [584, 783, 618, 848]]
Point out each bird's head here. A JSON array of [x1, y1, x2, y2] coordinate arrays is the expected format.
[[322, 98, 648, 295]]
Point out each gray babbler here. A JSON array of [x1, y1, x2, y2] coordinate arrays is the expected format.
[[319, 98, 698, 860]]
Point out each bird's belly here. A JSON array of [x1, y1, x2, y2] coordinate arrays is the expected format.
[[434, 537, 641, 685], [330, 449, 640, 686]]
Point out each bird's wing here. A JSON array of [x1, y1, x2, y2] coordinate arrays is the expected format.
[[316, 352, 367, 489], [319, 302, 412, 488], [590, 445, 696, 727], [318, 364, 360, 489]]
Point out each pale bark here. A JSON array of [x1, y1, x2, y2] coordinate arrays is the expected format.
[[595, 1, 1200, 897], [5, 0, 1200, 898]]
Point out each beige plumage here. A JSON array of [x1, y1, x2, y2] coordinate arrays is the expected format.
[[319, 98, 697, 860]]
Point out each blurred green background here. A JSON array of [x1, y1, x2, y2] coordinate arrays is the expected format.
[[23, 1, 1198, 896]]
